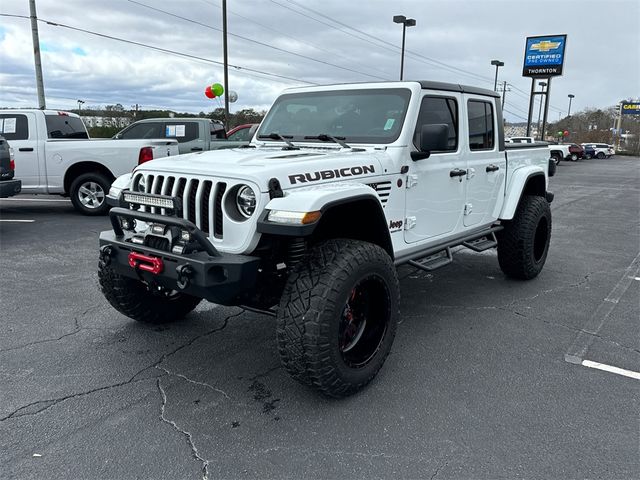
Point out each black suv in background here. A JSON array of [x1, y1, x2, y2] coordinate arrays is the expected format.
[[0, 136, 21, 198]]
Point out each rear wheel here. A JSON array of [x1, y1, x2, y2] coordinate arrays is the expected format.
[[551, 153, 561, 166], [276, 239, 399, 397], [98, 260, 201, 324], [70, 172, 111, 215], [497, 195, 552, 280], [570, 153, 578, 161], [596, 152, 605, 159]]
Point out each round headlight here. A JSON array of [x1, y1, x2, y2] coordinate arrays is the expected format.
[[135, 175, 146, 192], [236, 185, 256, 218]]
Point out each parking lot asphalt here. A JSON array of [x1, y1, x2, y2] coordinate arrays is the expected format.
[[1, 156, 638, 480]]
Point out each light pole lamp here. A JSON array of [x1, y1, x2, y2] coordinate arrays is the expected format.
[[490, 60, 504, 91], [567, 94, 575, 116], [77, 99, 85, 113], [393, 15, 416, 81]]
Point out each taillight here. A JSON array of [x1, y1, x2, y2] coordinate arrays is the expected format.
[[138, 147, 154, 165], [9, 147, 15, 171]]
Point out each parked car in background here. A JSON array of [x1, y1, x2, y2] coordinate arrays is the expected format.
[[0, 110, 179, 215], [115, 118, 253, 153], [507, 136, 536, 144], [0, 136, 21, 198], [226, 123, 259, 142], [548, 143, 584, 162], [582, 143, 613, 159]]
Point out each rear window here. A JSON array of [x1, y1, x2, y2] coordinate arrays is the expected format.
[[165, 122, 199, 143], [118, 122, 163, 139], [467, 100, 495, 150], [0, 114, 29, 141], [45, 114, 89, 139]]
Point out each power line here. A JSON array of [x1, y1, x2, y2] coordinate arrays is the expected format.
[[0, 13, 314, 85], [126, 0, 388, 81]]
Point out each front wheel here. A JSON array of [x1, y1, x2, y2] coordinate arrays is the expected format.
[[570, 153, 578, 161], [98, 261, 201, 324], [596, 152, 605, 159], [276, 239, 399, 397], [551, 154, 561, 166], [497, 195, 552, 280], [70, 172, 111, 215]]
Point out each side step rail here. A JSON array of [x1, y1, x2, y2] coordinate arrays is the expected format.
[[408, 247, 453, 272], [462, 232, 498, 252]]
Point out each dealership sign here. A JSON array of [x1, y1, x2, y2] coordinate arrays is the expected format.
[[523, 35, 567, 77], [621, 102, 640, 115]]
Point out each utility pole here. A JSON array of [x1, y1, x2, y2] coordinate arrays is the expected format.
[[29, 0, 46, 109], [222, 0, 230, 129], [500, 80, 510, 110]]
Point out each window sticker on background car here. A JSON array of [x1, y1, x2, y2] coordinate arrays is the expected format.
[[166, 125, 176, 137], [3, 118, 16, 134], [175, 125, 186, 137]]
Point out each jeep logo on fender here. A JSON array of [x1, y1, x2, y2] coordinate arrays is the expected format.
[[389, 219, 403, 231], [288, 165, 376, 185]]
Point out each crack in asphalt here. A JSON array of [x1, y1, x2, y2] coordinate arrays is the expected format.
[[248, 364, 282, 381], [156, 365, 230, 399], [430, 460, 449, 480], [0, 304, 104, 353], [157, 378, 210, 480], [0, 309, 245, 422]]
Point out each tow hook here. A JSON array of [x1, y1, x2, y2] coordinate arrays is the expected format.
[[176, 264, 193, 290], [99, 245, 113, 266], [128, 251, 164, 275]]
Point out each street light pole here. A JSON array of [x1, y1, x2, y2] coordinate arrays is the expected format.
[[491, 60, 504, 91], [567, 94, 575, 116], [393, 15, 416, 81], [222, 0, 230, 129]]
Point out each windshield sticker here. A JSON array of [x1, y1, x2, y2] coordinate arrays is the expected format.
[[288, 165, 375, 185], [175, 125, 186, 137], [165, 125, 176, 137], [3, 118, 16, 134], [384, 118, 395, 130]]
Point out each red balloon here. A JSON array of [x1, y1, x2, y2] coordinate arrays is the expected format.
[[563, 130, 569, 136], [204, 85, 215, 99]]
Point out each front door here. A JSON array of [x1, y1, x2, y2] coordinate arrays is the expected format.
[[404, 94, 466, 244]]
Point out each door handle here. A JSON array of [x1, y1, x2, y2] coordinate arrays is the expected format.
[[449, 168, 467, 178], [191, 147, 203, 151], [486, 164, 499, 172], [19, 147, 34, 152]]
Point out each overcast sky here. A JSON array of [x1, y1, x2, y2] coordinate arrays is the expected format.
[[1, 0, 638, 122]]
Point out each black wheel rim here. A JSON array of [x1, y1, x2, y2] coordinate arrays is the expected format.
[[533, 216, 549, 262], [339, 274, 390, 368]]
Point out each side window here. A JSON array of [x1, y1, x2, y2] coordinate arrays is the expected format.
[[119, 122, 163, 139], [467, 100, 495, 150], [0, 114, 29, 141], [228, 127, 252, 142], [414, 97, 458, 151], [165, 122, 199, 143]]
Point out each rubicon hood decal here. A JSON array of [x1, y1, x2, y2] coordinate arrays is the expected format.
[[289, 165, 376, 185]]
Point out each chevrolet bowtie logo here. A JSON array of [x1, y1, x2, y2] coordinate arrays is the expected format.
[[531, 40, 561, 52]]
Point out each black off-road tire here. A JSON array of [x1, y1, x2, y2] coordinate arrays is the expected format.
[[497, 195, 552, 280], [70, 172, 111, 216], [550, 153, 561, 166], [276, 239, 400, 397], [596, 152, 605, 159], [98, 261, 201, 324]]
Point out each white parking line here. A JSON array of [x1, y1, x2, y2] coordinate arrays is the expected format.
[[0, 198, 69, 202], [581, 360, 640, 380], [0, 219, 35, 223]]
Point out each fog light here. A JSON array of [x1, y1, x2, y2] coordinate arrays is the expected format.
[[131, 235, 145, 245], [180, 230, 191, 242], [121, 218, 136, 231], [172, 243, 187, 255]]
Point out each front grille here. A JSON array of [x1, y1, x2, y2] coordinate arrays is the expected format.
[[367, 181, 392, 207], [136, 173, 227, 238]]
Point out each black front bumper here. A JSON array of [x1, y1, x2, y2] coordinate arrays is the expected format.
[[0, 179, 21, 198], [99, 208, 260, 305]]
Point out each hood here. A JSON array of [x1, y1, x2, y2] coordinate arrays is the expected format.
[[135, 146, 388, 192]]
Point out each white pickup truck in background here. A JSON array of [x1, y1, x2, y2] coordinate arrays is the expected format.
[[0, 110, 179, 215]]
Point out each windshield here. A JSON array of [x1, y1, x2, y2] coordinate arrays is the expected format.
[[45, 114, 89, 139], [257, 88, 411, 145]]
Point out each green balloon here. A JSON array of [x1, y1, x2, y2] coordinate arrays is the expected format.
[[557, 131, 563, 136], [211, 83, 224, 96]]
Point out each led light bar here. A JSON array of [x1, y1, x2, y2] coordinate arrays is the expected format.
[[123, 192, 176, 210]]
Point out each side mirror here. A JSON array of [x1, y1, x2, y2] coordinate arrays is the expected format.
[[411, 123, 449, 161]]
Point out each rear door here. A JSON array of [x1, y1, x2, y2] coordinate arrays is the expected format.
[[404, 93, 466, 243], [463, 97, 506, 227], [0, 113, 40, 190]]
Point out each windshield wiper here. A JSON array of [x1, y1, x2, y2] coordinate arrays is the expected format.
[[257, 133, 299, 150], [304, 133, 350, 149]]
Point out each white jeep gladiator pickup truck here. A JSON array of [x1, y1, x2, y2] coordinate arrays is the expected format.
[[0, 110, 179, 215], [98, 81, 554, 397]]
